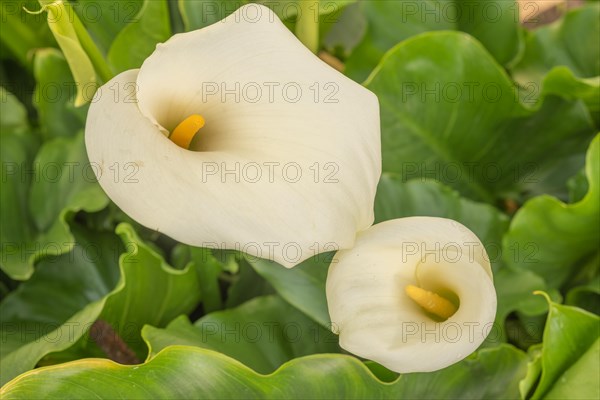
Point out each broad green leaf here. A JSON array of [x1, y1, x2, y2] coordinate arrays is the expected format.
[[511, 5, 600, 125], [169, 244, 225, 312], [322, 2, 367, 58], [511, 5, 599, 87], [346, 0, 454, 82], [519, 344, 542, 399], [32, 48, 87, 139], [107, 0, 171, 73], [170, 243, 191, 269], [346, 0, 523, 82], [179, 0, 251, 30], [168, 0, 185, 34], [28, 132, 107, 239], [392, 344, 528, 399], [566, 274, 600, 316], [503, 135, 599, 289], [375, 175, 509, 271], [0, 87, 30, 135], [518, 151, 588, 202], [35, 0, 96, 106], [191, 247, 225, 313], [492, 268, 557, 341], [179, 0, 356, 31], [0, 89, 38, 255], [0, 0, 55, 68], [97, 223, 202, 356], [0, 227, 121, 386], [171, 246, 263, 312], [365, 31, 595, 202], [544, 339, 600, 400], [530, 295, 600, 399], [0, 344, 528, 399], [0, 134, 37, 279], [72, 0, 144, 54], [258, 0, 356, 21], [226, 259, 275, 308], [456, 0, 522, 68], [0, 223, 201, 384], [534, 67, 599, 126], [248, 254, 332, 328], [363, 361, 398, 383], [567, 166, 588, 203], [0, 131, 108, 280], [143, 295, 339, 374]]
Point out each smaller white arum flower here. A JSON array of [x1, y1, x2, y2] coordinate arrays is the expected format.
[[85, 4, 381, 268], [326, 217, 497, 373]]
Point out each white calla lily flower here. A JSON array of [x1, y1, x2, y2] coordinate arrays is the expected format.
[[85, 4, 381, 268], [326, 217, 497, 373]]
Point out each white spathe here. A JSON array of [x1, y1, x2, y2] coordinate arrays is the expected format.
[[326, 217, 497, 373], [85, 4, 381, 268]]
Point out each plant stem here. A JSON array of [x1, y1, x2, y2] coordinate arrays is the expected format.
[[296, 0, 320, 54], [90, 320, 140, 365]]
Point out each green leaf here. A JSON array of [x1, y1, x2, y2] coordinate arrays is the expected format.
[[32, 49, 87, 139], [533, 67, 600, 126], [28, 133, 107, 241], [567, 166, 588, 203], [0, 87, 30, 135], [492, 268, 555, 336], [346, 0, 523, 82], [0, 227, 121, 386], [169, 245, 225, 312], [226, 259, 275, 308], [503, 135, 599, 289], [107, 0, 171, 73], [375, 175, 509, 271], [0, 90, 38, 265], [456, 0, 522, 68], [393, 345, 528, 399], [512, 5, 599, 87], [72, 0, 144, 54], [566, 275, 600, 315], [519, 344, 542, 399], [0, 0, 55, 68], [168, 0, 185, 34], [322, 2, 367, 58], [0, 131, 108, 280], [142, 295, 340, 374], [0, 344, 528, 399], [511, 5, 600, 125], [365, 31, 595, 202], [362, 361, 398, 383], [544, 339, 600, 400], [191, 247, 225, 313], [0, 133, 38, 280], [260, 0, 356, 20], [529, 295, 600, 399], [179, 0, 247, 30], [98, 223, 202, 356], [248, 254, 332, 328], [0, 223, 201, 384], [178, 0, 355, 31]]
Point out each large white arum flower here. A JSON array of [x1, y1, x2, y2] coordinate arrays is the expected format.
[[326, 217, 497, 373], [85, 4, 381, 268]]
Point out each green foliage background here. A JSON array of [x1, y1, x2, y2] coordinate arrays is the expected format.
[[0, 0, 598, 398]]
